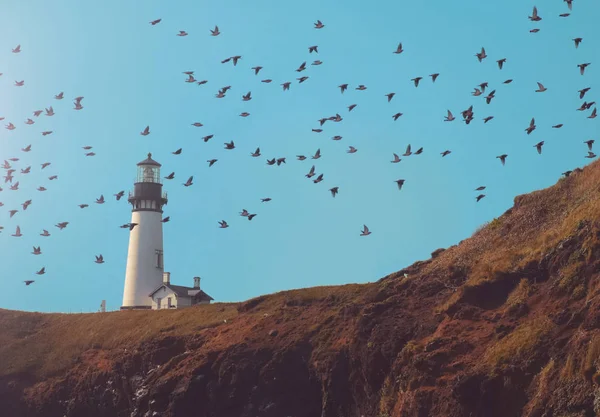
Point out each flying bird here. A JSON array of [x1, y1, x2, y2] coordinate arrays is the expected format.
[[579, 87, 591, 99], [475, 47, 487, 62], [529, 6, 542, 21], [210, 25, 220, 36], [393, 43, 404, 54], [314, 20, 325, 29], [497, 154, 508, 165], [584, 140, 595, 151], [150, 19, 162, 25], [395, 179, 405, 190], [534, 141, 545, 154], [183, 176, 194, 186], [96, 195, 105, 204], [330, 187, 339, 198], [36, 267, 45, 275], [476, 194, 486, 202], [140, 126, 150, 136], [578, 63, 591, 75], [497, 58, 507, 69], [535, 82, 547, 92], [360, 225, 371, 236], [95, 255, 105, 264], [525, 118, 537, 135], [573, 38, 583, 48], [12, 44, 21, 53], [218, 220, 229, 228], [411, 77, 423, 87]]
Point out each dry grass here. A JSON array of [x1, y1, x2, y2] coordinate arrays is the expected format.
[[0, 303, 238, 379], [423, 162, 600, 284], [582, 335, 600, 377], [561, 354, 577, 380], [483, 317, 554, 370], [506, 279, 532, 311], [0, 284, 369, 381]]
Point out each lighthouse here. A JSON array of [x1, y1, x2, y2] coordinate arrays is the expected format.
[[121, 153, 168, 310]]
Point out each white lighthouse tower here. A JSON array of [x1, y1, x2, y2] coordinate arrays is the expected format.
[[121, 153, 168, 310]]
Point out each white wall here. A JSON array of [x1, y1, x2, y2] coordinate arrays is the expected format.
[[122, 209, 164, 308], [151, 286, 179, 310]]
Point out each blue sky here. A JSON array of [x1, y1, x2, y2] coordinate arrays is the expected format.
[[0, 0, 597, 312]]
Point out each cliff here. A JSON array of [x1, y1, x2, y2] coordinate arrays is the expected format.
[[3, 162, 600, 417]]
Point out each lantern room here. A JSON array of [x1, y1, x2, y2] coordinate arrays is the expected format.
[[136, 153, 161, 183]]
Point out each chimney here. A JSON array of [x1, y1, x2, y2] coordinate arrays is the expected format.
[[193, 277, 200, 289], [163, 272, 170, 285]]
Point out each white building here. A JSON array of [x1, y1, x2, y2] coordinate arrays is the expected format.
[[121, 154, 214, 310], [149, 273, 213, 309]]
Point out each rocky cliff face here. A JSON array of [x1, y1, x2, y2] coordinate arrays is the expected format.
[[3, 163, 600, 417]]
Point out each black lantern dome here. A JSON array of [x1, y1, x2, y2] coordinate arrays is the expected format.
[[128, 153, 168, 212]]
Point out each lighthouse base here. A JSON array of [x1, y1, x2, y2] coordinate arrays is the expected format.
[[120, 306, 153, 310]]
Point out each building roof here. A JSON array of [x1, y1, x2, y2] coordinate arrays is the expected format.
[[137, 153, 161, 167], [149, 284, 214, 301]]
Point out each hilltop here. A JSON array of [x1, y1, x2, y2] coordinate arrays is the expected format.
[[3, 162, 600, 417]]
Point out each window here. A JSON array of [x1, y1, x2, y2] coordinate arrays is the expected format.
[[155, 249, 163, 269], [167, 297, 172, 308]]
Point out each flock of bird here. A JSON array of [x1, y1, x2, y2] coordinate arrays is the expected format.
[[1, 1, 597, 287]]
